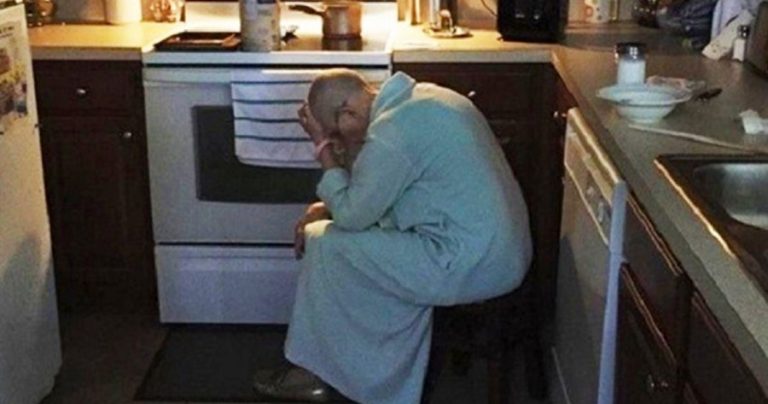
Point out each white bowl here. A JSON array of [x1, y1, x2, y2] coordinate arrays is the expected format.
[[596, 84, 692, 124]]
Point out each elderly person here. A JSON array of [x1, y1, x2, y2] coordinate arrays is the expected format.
[[254, 69, 532, 404]]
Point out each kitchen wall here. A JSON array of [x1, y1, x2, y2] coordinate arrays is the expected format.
[[59, 0, 634, 25], [55, 0, 154, 22]]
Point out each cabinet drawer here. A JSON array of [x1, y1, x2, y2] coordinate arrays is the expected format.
[[624, 197, 692, 359], [686, 293, 768, 404], [34, 61, 141, 116], [393, 63, 539, 117], [616, 266, 678, 404]]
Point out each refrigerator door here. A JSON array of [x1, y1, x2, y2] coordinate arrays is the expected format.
[[0, 3, 61, 403]]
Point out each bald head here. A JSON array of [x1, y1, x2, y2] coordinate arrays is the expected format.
[[308, 68, 376, 131]]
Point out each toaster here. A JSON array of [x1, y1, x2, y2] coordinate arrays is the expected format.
[[746, 2, 768, 77]]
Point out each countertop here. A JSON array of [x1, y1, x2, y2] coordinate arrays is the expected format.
[[28, 20, 768, 394], [29, 22, 183, 61]]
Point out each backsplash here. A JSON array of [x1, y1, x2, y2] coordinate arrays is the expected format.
[[55, 0, 154, 22], [56, 0, 634, 25]]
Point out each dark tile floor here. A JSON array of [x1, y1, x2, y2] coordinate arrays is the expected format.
[[41, 312, 550, 404]]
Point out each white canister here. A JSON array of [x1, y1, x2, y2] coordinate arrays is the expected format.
[[105, 0, 142, 24], [240, 0, 281, 52], [584, 0, 610, 23]]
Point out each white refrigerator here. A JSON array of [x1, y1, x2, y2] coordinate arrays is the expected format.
[[0, 1, 62, 403]]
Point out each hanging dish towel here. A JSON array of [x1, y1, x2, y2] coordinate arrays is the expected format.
[[231, 69, 320, 169]]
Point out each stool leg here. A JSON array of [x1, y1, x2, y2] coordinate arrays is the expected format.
[[523, 333, 547, 400], [486, 349, 511, 404], [421, 346, 447, 404]]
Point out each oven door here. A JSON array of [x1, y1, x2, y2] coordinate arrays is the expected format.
[[144, 67, 318, 244]]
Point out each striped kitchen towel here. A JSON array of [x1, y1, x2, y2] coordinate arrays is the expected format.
[[230, 69, 320, 169]]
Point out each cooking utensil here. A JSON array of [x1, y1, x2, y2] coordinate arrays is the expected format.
[[289, 1, 362, 40], [693, 87, 722, 102]]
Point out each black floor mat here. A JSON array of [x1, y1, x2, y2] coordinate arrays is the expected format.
[[134, 325, 352, 402]]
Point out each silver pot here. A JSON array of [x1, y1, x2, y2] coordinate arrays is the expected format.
[[289, 1, 362, 40]]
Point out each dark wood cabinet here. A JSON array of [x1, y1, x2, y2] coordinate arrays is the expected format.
[[35, 60, 156, 314], [624, 197, 692, 361], [686, 293, 767, 404], [393, 63, 565, 320], [618, 265, 678, 404], [619, 196, 768, 403]]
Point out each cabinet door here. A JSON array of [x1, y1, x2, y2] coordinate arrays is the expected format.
[[624, 197, 692, 361], [686, 293, 768, 404], [392, 63, 563, 319], [40, 116, 155, 312], [616, 266, 678, 404]]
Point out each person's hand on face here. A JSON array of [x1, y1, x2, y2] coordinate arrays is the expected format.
[[298, 103, 329, 145]]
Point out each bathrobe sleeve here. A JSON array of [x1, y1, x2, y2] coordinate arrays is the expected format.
[[316, 133, 414, 232]]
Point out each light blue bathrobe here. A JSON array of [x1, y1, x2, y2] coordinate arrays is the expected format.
[[284, 72, 532, 404]]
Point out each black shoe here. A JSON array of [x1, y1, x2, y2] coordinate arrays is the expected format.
[[253, 365, 331, 402]]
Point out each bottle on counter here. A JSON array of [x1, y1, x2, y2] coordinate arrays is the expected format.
[[240, 0, 281, 52], [615, 42, 647, 85], [732, 24, 750, 62], [104, 0, 142, 24]]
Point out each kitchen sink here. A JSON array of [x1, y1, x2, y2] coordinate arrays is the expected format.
[[693, 163, 768, 230], [657, 154, 768, 291]]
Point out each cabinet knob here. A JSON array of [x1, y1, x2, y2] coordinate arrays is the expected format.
[[466, 90, 477, 99], [645, 374, 670, 394], [121, 131, 133, 140], [553, 110, 566, 120], [75, 87, 88, 97]]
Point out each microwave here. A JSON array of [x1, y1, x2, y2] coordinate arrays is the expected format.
[[497, 0, 566, 43]]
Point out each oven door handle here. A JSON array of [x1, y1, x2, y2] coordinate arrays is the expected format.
[[144, 68, 232, 85]]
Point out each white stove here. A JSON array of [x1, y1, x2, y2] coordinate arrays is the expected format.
[[143, 2, 394, 324]]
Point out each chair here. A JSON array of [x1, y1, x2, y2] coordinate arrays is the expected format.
[[420, 271, 547, 404]]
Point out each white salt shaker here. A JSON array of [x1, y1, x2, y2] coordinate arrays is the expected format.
[[615, 42, 647, 85], [105, 0, 142, 24]]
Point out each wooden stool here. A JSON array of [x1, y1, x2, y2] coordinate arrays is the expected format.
[[421, 272, 547, 404]]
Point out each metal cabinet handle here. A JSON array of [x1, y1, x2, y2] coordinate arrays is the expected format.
[[467, 90, 477, 99], [645, 374, 670, 394], [496, 135, 512, 146], [121, 131, 133, 140], [75, 87, 88, 97]]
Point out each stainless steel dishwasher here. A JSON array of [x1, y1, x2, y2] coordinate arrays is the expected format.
[[550, 108, 628, 404]]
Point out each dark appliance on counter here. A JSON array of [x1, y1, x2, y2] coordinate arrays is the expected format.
[[746, 1, 768, 78], [497, 0, 565, 42]]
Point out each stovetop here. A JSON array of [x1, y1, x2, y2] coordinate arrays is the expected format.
[[154, 30, 375, 52], [143, 2, 395, 67]]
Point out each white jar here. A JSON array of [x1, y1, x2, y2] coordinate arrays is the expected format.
[[615, 42, 647, 85], [240, 0, 281, 52], [105, 0, 142, 24]]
